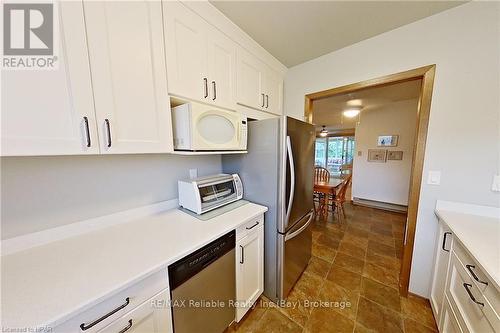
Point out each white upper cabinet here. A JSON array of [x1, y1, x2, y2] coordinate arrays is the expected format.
[[1, 1, 98, 156], [163, 1, 208, 103], [207, 26, 237, 109], [163, 1, 236, 110], [263, 67, 283, 115], [236, 47, 264, 111], [84, 1, 173, 154], [236, 47, 283, 115]]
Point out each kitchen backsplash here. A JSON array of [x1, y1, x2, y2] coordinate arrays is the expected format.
[[1, 154, 221, 239]]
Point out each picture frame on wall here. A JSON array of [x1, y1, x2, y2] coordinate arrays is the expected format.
[[367, 149, 387, 162], [387, 150, 404, 160], [377, 135, 399, 147]]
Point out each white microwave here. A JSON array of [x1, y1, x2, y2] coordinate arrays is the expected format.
[[171, 102, 247, 151], [178, 174, 243, 214]]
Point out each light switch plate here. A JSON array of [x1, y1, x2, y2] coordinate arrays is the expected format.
[[189, 169, 198, 179], [427, 171, 441, 185], [492, 175, 500, 192], [358, 151, 362, 156]]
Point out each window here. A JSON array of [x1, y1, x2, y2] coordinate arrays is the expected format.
[[314, 136, 355, 176]]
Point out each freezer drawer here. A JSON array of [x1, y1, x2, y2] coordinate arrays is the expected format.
[[279, 211, 313, 299]]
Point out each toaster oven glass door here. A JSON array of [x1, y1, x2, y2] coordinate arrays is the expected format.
[[198, 180, 237, 210]]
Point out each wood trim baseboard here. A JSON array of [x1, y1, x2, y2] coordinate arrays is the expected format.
[[303, 65, 436, 297]]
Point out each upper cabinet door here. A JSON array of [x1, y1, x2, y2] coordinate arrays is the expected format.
[[1, 1, 99, 156], [263, 67, 283, 115], [207, 26, 237, 110], [84, 1, 173, 154], [163, 1, 208, 103], [236, 47, 264, 111]]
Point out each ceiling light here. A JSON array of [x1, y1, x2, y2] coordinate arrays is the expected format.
[[347, 99, 362, 107], [319, 126, 328, 137], [343, 108, 361, 118]]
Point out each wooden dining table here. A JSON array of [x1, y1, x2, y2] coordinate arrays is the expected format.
[[314, 178, 344, 218]]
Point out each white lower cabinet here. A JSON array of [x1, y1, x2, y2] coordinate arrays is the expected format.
[[441, 296, 463, 333], [53, 270, 172, 333], [97, 290, 172, 333], [430, 218, 500, 332], [235, 217, 264, 322], [430, 221, 453, 322]]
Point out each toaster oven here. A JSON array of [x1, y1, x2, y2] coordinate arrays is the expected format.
[[178, 174, 243, 214]]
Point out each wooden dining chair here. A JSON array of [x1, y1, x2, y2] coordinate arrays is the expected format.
[[330, 175, 352, 222], [313, 167, 330, 216], [314, 166, 330, 183]]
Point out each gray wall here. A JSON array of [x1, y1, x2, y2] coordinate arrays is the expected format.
[[1, 154, 221, 239]]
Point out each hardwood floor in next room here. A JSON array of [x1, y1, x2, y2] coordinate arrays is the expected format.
[[229, 204, 438, 333]]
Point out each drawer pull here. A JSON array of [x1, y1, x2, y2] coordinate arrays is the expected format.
[[245, 221, 260, 230], [463, 283, 484, 307], [118, 319, 133, 333], [80, 297, 130, 330], [83, 116, 91, 147], [240, 245, 244, 264], [466, 265, 488, 285], [442, 232, 452, 252], [105, 119, 112, 148]]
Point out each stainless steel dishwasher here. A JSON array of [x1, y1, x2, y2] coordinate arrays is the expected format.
[[168, 230, 235, 333]]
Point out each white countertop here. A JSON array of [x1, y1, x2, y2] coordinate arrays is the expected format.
[[435, 202, 500, 289], [1, 202, 267, 329]]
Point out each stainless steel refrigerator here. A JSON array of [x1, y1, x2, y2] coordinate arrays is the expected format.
[[222, 116, 315, 301]]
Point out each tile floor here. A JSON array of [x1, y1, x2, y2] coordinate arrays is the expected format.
[[229, 203, 438, 333]]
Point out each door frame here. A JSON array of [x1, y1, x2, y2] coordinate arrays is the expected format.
[[303, 65, 436, 296]]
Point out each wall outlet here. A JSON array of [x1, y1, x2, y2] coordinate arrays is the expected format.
[[427, 171, 441, 185], [189, 169, 198, 180], [492, 174, 500, 192]]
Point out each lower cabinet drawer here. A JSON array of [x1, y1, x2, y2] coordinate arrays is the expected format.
[[441, 295, 464, 333], [54, 270, 168, 333], [453, 240, 500, 318], [236, 214, 264, 241], [446, 254, 497, 333], [97, 289, 172, 333]]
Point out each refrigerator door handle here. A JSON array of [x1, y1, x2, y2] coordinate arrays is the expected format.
[[285, 211, 313, 241], [285, 135, 296, 227]]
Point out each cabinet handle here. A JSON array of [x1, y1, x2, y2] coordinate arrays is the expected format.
[[466, 265, 488, 285], [240, 245, 244, 264], [118, 319, 133, 333], [246, 221, 259, 230], [105, 119, 112, 148], [83, 116, 91, 147], [80, 297, 130, 330], [212, 81, 216, 101], [261, 93, 265, 107], [442, 231, 451, 252], [463, 283, 484, 307], [266, 94, 269, 108], [203, 78, 208, 98]]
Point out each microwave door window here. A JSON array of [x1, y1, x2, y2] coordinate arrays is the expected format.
[[197, 114, 236, 145]]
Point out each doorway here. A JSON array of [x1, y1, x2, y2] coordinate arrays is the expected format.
[[304, 65, 436, 296]]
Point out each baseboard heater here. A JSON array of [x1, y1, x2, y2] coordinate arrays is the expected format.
[[352, 197, 407, 213]]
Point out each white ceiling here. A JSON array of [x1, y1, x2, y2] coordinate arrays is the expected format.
[[211, 1, 465, 67], [313, 79, 422, 132]]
